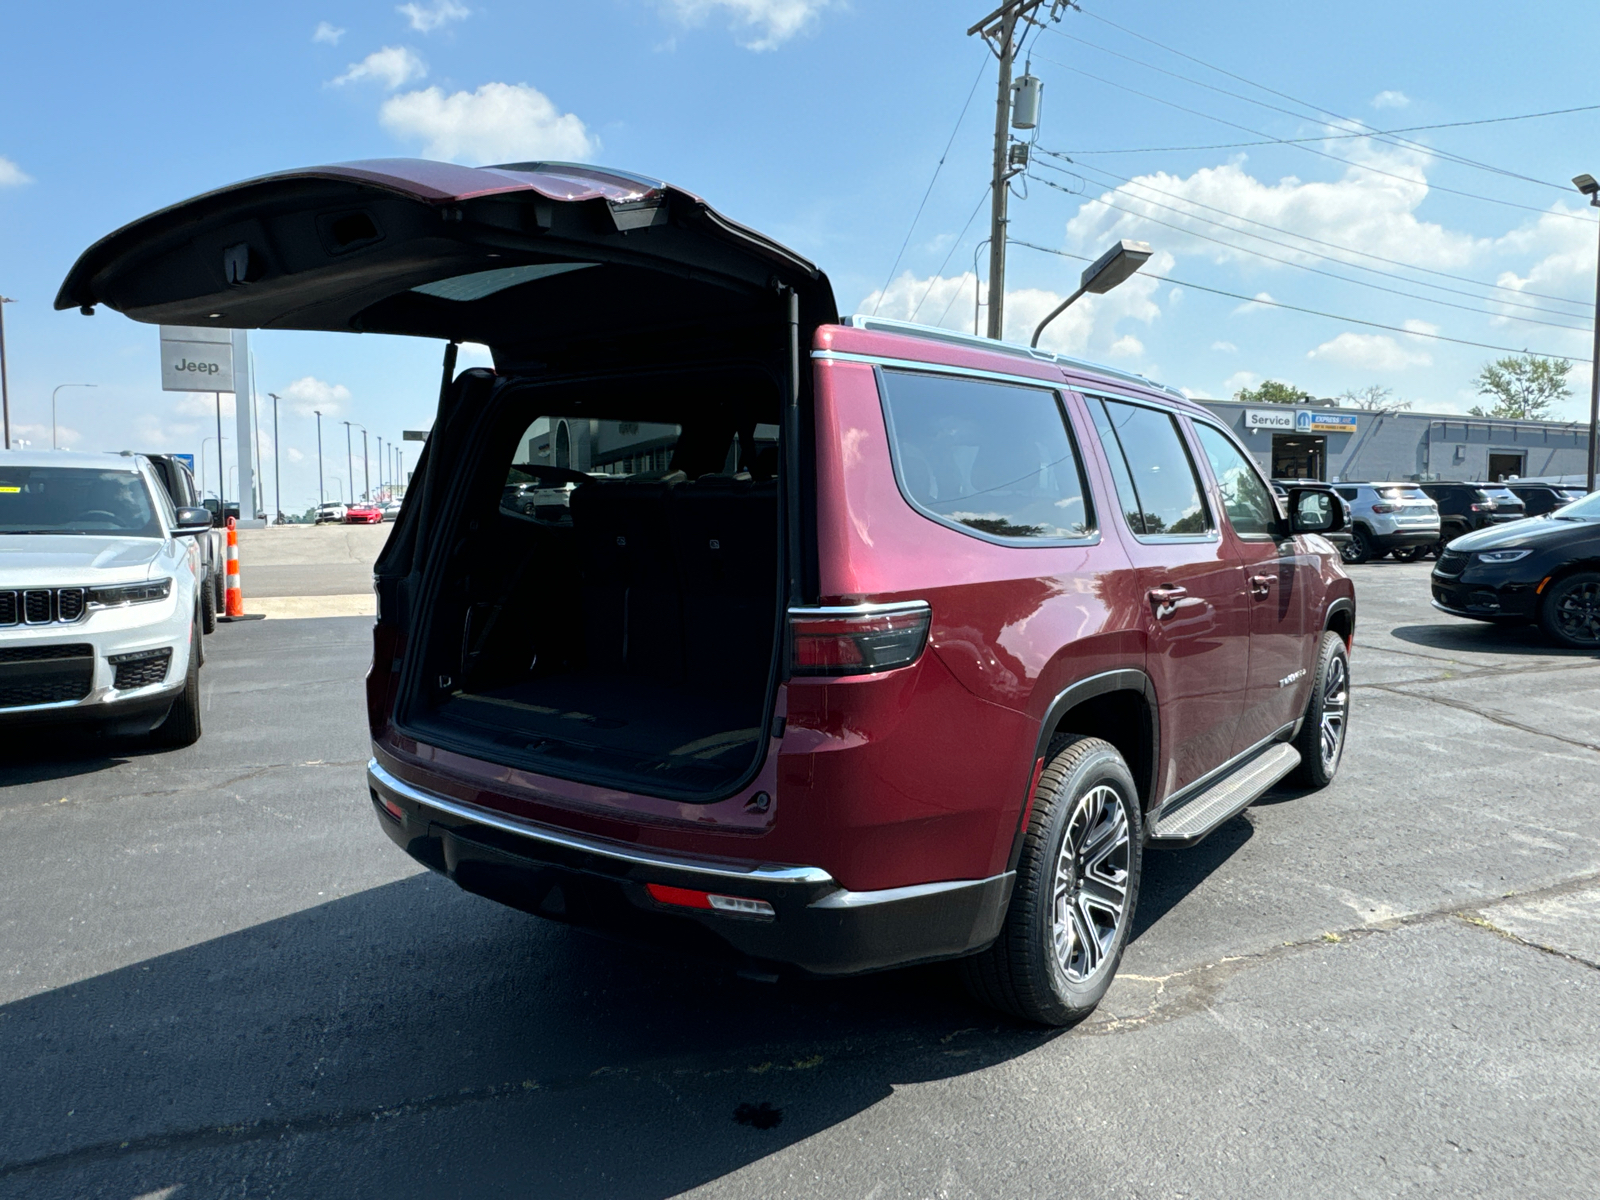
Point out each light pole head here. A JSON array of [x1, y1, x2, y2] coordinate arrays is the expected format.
[[1080, 240, 1153, 295], [1573, 174, 1600, 206]]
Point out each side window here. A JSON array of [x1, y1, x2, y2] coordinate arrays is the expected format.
[[1088, 396, 1211, 537], [1194, 423, 1277, 538], [879, 369, 1093, 542], [145, 468, 178, 530], [1335, 487, 1357, 501]]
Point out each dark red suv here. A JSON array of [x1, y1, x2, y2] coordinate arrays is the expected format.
[[61, 160, 1355, 1025]]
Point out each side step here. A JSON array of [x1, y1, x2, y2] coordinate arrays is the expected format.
[[1149, 742, 1301, 847]]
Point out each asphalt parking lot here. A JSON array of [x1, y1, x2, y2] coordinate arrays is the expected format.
[[1, 545, 1596, 1199]]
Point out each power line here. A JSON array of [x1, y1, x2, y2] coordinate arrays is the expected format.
[[1056, 104, 1600, 158], [1037, 150, 1593, 312], [1077, 4, 1575, 195], [871, 52, 992, 315], [1044, 26, 1571, 192], [909, 185, 993, 321], [1028, 167, 1590, 331], [1026, 49, 1595, 224], [1010, 237, 1590, 361]]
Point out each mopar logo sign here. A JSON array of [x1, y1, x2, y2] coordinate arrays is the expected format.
[[1296, 410, 1313, 432]]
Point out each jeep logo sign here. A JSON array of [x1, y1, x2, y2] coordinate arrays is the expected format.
[[158, 325, 234, 393]]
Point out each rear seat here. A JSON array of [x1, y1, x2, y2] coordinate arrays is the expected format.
[[570, 476, 685, 680], [570, 472, 777, 694]]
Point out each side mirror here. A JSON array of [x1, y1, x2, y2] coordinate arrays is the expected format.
[[174, 506, 214, 534], [1288, 488, 1343, 535]]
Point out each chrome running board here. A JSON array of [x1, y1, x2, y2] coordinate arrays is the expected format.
[[1149, 742, 1301, 847]]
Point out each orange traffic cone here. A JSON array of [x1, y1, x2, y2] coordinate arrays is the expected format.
[[217, 517, 266, 622]]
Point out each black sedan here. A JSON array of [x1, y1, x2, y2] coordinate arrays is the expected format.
[[1431, 490, 1600, 648]]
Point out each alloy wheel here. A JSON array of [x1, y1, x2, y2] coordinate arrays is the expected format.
[[1554, 580, 1600, 646], [1320, 655, 1348, 769], [1051, 785, 1131, 984]]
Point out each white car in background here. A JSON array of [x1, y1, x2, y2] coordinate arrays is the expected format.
[[0, 451, 210, 745], [315, 502, 348, 524]]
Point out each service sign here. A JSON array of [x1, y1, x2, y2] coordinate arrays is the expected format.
[[1246, 408, 1297, 431], [159, 325, 234, 393]]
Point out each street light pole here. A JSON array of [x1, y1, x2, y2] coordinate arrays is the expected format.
[[267, 393, 282, 523], [1576, 174, 1600, 493], [51, 383, 97, 450], [361, 428, 370, 502], [1030, 239, 1153, 348], [314, 410, 325, 509], [0, 295, 14, 450]]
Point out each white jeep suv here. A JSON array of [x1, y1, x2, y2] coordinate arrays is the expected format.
[[0, 451, 209, 745]]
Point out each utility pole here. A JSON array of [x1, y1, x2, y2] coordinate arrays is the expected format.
[[342, 421, 354, 505], [361, 428, 370, 502], [268, 393, 282, 523], [970, 0, 1061, 340], [315, 410, 325, 509], [0, 295, 14, 450]]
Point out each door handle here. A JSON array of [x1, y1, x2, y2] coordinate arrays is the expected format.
[[1148, 584, 1188, 619], [1249, 574, 1274, 598]]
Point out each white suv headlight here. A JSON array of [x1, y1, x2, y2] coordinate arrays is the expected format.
[[87, 578, 173, 607], [1476, 549, 1532, 564]]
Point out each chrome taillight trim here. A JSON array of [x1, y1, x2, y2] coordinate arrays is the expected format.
[[786, 600, 932, 619]]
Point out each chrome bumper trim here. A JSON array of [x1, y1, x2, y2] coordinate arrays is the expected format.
[[368, 759, 834, 886]]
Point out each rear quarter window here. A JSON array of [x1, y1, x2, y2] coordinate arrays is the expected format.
[[878, 369, 1093, 542]]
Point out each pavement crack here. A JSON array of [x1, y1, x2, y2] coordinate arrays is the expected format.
[[1455, 912, 1600, 974], [1358, 682, 1600, 753]]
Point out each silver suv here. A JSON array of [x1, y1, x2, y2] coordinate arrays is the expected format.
[[1332, 482, 1440, 563]]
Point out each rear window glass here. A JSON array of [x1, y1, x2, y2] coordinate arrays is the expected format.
[[1378, 486, 1428, 500], [1480, 487, 1520, 501], [1088, 397, 1210, 537], [1335, 487, 1358, 500], [879, 370, 1092, 541]]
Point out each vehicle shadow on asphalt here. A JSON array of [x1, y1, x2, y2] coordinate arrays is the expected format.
[[1132, 817, 1252, 942], [0, 728, 159, 786], [1389, 622, 1594, 658], [0, 873, 1062, 1198]]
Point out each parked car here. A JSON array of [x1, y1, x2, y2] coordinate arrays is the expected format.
[[60, 158, 1359, 1026], [314, 502, 347, 525], [0, 450, 208, 745], [345, 502, 384, 525], [1273, 479, 1351, 544], [1431, 489, 1600, 647], [381, 501, 403, 522], [1331, 482, 1440, 563], [1502, 481, 1589, 518], [140, 452, 225, 633], [1418, 481, 1527, 555]]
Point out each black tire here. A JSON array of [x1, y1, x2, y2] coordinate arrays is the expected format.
[[152, 618, 203, 748], [1392, 546, 1428, 562], [961, 735, 1142, 1027], [201, 572, 217, 634], [1539, 571, 1600, 649], [214, 562, 226, 614], [1292, 632, 1349, 788], [1340, 527, 1373, 564]]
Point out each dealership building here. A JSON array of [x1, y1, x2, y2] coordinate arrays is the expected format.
[[1193, 398, 1593, 484]]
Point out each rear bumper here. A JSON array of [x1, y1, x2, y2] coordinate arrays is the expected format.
[[367, 759, 1012, 976], [1367, 527, 1439, 550]]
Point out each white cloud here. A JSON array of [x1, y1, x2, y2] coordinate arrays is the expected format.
[[1108, 335, 1144, 359], [1211, 340, 1237, 353], [174, 392, 235, 418], [332, 46, 427, 89], [1224, 370, 1262, 395], [1307, 331, 1432, 370], [1231, 292, 1276, 316], [1167, 286, 1183, 306], [659, 0, 835, 50], [10, 422, 71, 449], [287, 447, 306, 463], [381, 82, 597, 164], [1492, 203, 1597, 328], [1402, 318, 1440, 339], [1371, 90, 1410, 110], [457, 342, 494, 365], [0, 155, 32, 187], [398, 0, 470, 32], [279, 376, 351, 418], [312, 21, 345, 44], [1066, 153, 1483, 275]]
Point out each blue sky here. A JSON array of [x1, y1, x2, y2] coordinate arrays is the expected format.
[[2, 0, 1597, 510]]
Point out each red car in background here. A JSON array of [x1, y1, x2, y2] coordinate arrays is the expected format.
[[345, 503, 383, 525]]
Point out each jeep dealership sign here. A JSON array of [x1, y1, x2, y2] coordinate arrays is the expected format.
[[159, 325, 234, 392]]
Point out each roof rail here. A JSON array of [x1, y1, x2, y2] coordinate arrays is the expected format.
[[839, 314, 1187, 399]]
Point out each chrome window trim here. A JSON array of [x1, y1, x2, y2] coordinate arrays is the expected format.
[[813, 349, 1062, 392], [369, 759, 835, 885]]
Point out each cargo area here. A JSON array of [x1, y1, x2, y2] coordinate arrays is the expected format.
[[400, 369, 785, 798]]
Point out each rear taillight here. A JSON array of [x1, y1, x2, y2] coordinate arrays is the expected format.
[[788, 602, 931, 677], [1470, 502, 1496, 512], [1371, 504, 1397, 514]]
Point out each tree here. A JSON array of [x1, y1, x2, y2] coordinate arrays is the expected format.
[[1337, 384, 1409, 411], [1469, 355, 1571, 420], [1233, 379, 1313, 405]]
